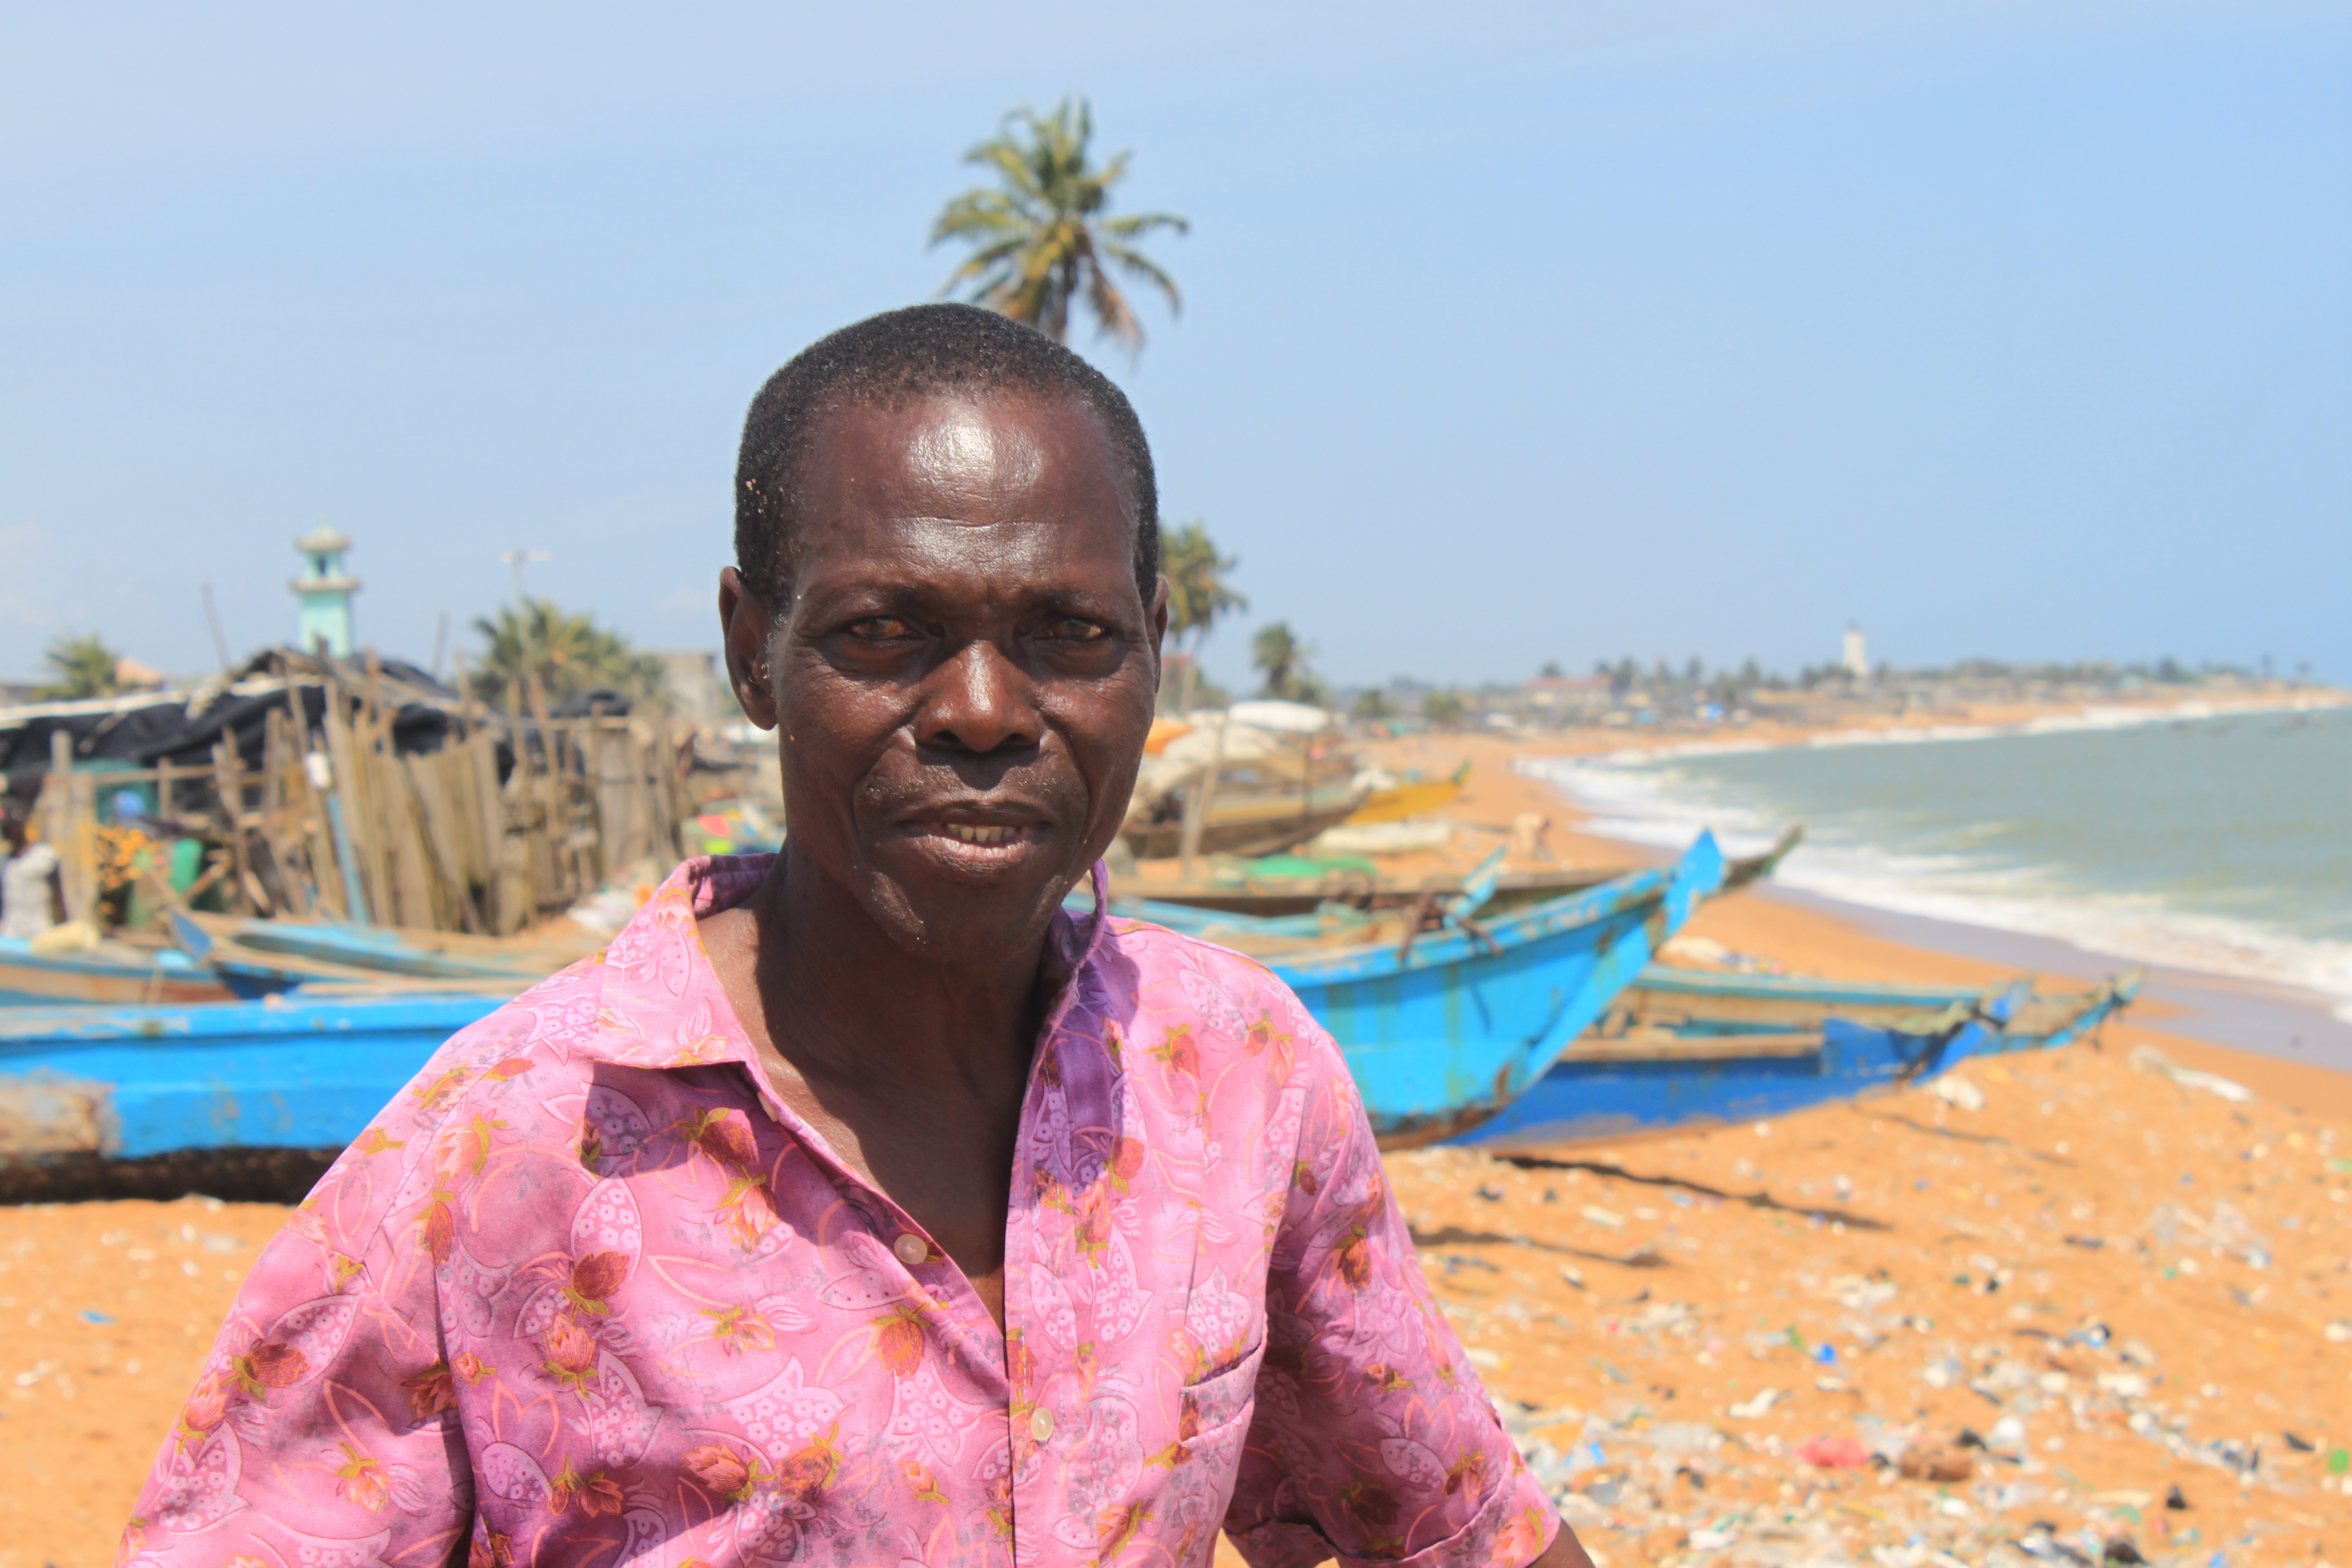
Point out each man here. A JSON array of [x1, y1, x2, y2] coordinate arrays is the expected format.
[[121, 304, 1589, 1568], [1, 804, 62, 940]]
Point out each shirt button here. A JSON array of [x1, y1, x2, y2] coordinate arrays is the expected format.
[[1030, 1407, 1054, 1443], [892, 1232, 928, 1267]]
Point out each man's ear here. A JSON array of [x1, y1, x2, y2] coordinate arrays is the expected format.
[[718, 567, 780, 730], [1148, 573, 1171, 665]]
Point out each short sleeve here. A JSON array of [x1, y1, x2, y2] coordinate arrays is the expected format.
[[1221, 1025, 1558, 1568], [115, 1038, 503, 1566]]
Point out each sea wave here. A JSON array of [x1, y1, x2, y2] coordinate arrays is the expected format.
[[1560, 694, 2349, 772], [1520, 750, 2352, 1023]]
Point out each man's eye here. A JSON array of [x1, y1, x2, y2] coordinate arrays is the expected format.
[[847, 617, 914, 640], [1048, 618, 1108, 642]]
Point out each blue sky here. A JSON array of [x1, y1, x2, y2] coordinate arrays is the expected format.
[[4, 1, 2346, 690]]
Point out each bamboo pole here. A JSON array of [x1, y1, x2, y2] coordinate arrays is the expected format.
[[212, 739, 257, 916], [401, 752, 484, 933], [38, 730, 97, 927], [318, 692, 377, 925]]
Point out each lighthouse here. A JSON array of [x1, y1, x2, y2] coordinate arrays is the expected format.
[[291, 526, 360, 657]]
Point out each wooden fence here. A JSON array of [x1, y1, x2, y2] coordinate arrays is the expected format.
[[30, 662, 699, 937]]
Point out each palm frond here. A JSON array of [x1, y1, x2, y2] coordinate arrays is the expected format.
[[928, 97, 1186, 349], [1084, 267, 1142, 350], [1099, 241, 1181, 315]]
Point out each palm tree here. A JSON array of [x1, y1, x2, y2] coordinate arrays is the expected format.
[[36, 633, 124, 700], [931, 98, 1188, 349], [1250, 622, 1314, 702], [1422, 689, 1468, 729], [1161, 519, 1246, 712], [470, 600, 666, 711]]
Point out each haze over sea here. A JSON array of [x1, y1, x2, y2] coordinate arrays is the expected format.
[[1524, 702, 2352, 1021]]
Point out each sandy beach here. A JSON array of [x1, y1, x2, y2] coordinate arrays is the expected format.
[[6, 731, 2349, 1568]]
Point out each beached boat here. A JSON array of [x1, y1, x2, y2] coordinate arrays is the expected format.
[[1121, 706, 1367, 861], [1261, 834, 1726, 1148], [1120, 770, 1363, 860], [0, 934, 235, 1006], [165, 910, 580, 996], [1454, 965, 2139, 1151], [0, 989, 502, 1161], [1344, 761, 1471, 826], [1115, 827, 1801, 925]]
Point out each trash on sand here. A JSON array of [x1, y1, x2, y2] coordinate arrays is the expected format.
[[77, 1310, 114, 1325], [1793, 1434, 1872, 1468], [1931, 1075, 1986, 1111], [1899, 1448, 1975, 1482], [2128, 1045, 2251, 1103], [1727, 1387, 1781, 1419]]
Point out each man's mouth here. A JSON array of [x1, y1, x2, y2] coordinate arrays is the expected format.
[[926, 823, 1031, 847], [895, 814, 1050, 864]]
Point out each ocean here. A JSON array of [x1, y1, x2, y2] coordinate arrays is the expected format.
[[1521, 700, 2352, 1021]]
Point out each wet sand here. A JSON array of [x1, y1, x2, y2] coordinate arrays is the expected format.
[[8, 732, 2350, 1568]]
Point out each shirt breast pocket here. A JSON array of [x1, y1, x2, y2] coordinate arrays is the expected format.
[[1176, 1339, 1267, 1478]]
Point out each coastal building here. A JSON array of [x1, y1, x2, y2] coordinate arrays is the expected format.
[[291, 526, 360, 657], [1519, 673, 1613, 721], [1842, 623, 1868, 680]]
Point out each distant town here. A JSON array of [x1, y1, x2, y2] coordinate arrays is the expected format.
[[0, 529, 2329, 736]]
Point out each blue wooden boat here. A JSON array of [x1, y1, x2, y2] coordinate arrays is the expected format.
[[1454, 965, 2139, 1151], [1209, 835, 1726, 1147], [0, 838, 1726, 1166], [0, 989, 501, 1160], [0, 935, 235, 1007], [166, 910, 576, 996]]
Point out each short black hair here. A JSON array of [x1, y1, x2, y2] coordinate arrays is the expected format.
[[734, 302, 1160, 612]]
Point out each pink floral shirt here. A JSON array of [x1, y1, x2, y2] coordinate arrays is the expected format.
[[122, 856, 1556, 1568]]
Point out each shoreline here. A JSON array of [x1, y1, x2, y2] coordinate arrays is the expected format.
[[1511, 686, 2351, 766]]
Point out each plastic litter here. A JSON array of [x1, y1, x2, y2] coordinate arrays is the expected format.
[[1793, 1433, 1871, 1468]]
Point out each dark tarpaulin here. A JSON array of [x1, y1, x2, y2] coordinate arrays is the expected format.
[[0, 651, 482, 811]]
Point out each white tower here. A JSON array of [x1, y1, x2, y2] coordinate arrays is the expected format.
[[1841, 623, 1868, 680]]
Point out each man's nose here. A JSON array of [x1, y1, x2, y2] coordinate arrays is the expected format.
[[914, 641, 1041, 755]]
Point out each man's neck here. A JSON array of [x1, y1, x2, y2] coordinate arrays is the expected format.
[[745, 846, 1055, 1102]]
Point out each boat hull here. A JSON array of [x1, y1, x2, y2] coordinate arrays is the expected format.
[[0, 993, 500, 1159], [1121, 800, 1360, 861], [1267, 835, 1726, 1148], [1345, 778, 1465, 825], [0, 945, 234, 1007], [1456, 971, 2134, 1150]]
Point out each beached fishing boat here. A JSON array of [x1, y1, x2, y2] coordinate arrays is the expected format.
[[165, 910, 583, 996], [1120, 768, 1363, 860], [1115, 827, 1800, 925], [0, 989, 503, 1161], [1261, 834, 1726, 1148], [1454, 965, 2139, 1151], [0, 935, 234, 1006], [1344, 760, 1471, 826], [1121, 705, 1367, 861]]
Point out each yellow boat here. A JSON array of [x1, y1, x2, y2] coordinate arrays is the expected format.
[[1345, 760, 1471, 825]]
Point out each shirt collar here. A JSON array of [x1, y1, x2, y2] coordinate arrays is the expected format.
[[575, 852, 1114, 1073]]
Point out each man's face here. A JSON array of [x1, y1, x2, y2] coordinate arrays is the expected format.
[[723, 391, 1165, 966]]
